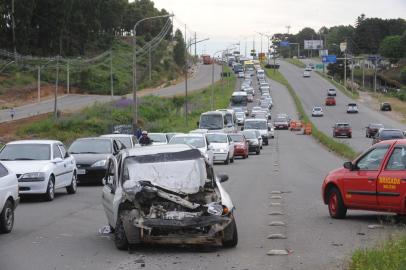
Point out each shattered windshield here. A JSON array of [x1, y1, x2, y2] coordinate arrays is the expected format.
[[123, 149, 207, 194]]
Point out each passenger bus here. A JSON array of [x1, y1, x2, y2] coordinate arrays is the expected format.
[[230, 92, 248, 116]]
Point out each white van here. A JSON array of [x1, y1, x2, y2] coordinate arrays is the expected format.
[[198, 111, 235, 133]]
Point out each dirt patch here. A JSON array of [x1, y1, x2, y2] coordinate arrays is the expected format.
[[0, 113, 54, 143], [358, 91, 406, 123], [0, 84, 81, 109]]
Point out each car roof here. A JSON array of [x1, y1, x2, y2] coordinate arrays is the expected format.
[[101, 134, 133, 138], [376, 139, 406, 146], [124, 144, 193, 157], [7, 139, 62, 145], [245, 118, 266, 122], [173, 133, 204, 138], [335, 123, 350, 125]]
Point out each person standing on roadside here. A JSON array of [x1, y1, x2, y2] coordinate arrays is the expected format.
[[9, 108, 15, 120], [135, 127, 142, 140]]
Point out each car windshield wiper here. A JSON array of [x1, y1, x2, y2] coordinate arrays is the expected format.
[[0, 158, 11, 161], [13, 158, 35, 160]]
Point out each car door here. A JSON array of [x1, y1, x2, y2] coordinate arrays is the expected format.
[[52, 144, 66, 189], [377, 144, 406, 209], [58, 144, 75, 186], [102, 157, 118, 227], [343, 145, 390, 207], [227, 135, 234, 158]]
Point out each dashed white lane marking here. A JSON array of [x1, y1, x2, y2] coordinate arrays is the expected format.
[[269, 211, 284, 215], [270, 195, 282, 199], [270, 191, 282, 194], [270, 202, 281, 206], [267, 249, 292, 256], [269, 221, 286, 226], [267, 234, 287, 239]]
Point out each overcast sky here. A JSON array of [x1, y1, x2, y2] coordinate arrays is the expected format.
[[151, 0, 406, 55]]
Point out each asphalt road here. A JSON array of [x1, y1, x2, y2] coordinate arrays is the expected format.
[[0, 64, 221, 123], [1, 71, 404, 270], [278, 60, 406, 153]]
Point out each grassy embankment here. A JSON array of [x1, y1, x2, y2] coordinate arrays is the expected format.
[[264, 67, 358, 160], [0, 39, 180, 97], [349, 235, 406, 270], [17, 67, 236, 144], [286, 58, 306, 68]]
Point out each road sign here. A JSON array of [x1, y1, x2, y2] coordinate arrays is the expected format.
[[321, 55, 337, 63], [339, 42, 347, 52], [304, 40, 323, 50], [316, 64, 324, 69], [280, 41, 289, 47]]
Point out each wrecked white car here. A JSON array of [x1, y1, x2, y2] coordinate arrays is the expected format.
[[101, 144, 238, 250]]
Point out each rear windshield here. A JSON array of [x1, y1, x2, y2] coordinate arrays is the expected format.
[[229, 134, 244, 142], [380, 130, 404, 140], [242, 131, 256, 139], [336, 124, 350, 128]]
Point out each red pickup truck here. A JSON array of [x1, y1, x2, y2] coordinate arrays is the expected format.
[[322, 139, 406, 219]]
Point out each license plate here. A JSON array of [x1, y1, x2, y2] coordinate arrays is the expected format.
[[77, 169, 86, 175]]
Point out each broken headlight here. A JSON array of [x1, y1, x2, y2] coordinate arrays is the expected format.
[[122, 180, 142, 195], [206, 202, 223, 216]]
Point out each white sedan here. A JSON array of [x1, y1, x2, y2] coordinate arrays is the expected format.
[[206, 133, 235, 165], [0, 140, 77, 201], [168, 133, 214, 165], [312, 106, 324, 117], [303, 71, 311, 77], [0, 162, 19, 233]]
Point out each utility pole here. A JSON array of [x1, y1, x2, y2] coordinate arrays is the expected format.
[[362, 58, 365, 89], [110, 50, 114, 98], [54, 56, 60, 120], [351, 56, 354, 93], [37, 66, 41, 103], [148, 45, 152, 81], [374, 60, 377, 92], [184, 24, 188, 126], [344, 47, 347, 90], [194, 32, 197, 58], [211, 58, 215, 110], [11, 0, 17, 62], [67, 60, 70, 94]]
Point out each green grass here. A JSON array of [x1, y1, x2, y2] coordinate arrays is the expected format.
[[1, 39, 180, 96], [286, 58, 306, 68], [265, 68, 358, 160], [316, 71, 360, 99], [18, 66, 236, 144], [349, 235, 406, 270]]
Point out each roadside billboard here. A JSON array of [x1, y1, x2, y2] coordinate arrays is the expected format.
[[304, 40, 323, 50]]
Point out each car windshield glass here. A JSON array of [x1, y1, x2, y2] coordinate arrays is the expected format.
[[231, 95, 248, 106], [104, 137, 132, 148], [69, 139, 112, 154], [370, 124, 384, 129], [242, 131, 256, 139], [229, 135, 244, 142], [149, 134, 167, 143], [337, 124, 349, 128], [236, 112, 245, 118], [314, 107, 322, 111], [169, 136, 205, 148], [199, 114, 224, 130], [245, 121, 267, 129], [275, 117, 287, 122], [206, 134, 227, 143], [0, 144, 51, 160], [380, 130, 404, 140]]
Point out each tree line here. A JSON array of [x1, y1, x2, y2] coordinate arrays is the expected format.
[[0, 0, 172, 56], [273, 14, 406, 62]]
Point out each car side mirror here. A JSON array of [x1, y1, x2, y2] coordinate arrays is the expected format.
[[343, 161, 354, 171], [241, 127, 244, 131], [197, 121, 200, 127], [53, 157, 63, 163], [218, 174, 229, 183]]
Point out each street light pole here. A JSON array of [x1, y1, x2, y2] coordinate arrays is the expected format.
[[132, 14, 173, 133]]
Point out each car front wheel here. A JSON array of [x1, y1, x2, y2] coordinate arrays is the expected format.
[[66, 172, 77, 194], [0, 200, 14, 233], [44, 176, 55, 201], [328, 187, 347, 219], [114, 214, 129, 250], [222, 216, 238, 248]]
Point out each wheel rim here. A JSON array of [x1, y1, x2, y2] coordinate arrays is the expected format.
[[49, 180, 54, 199], [329, 193, 338, 216], [72, 173, 77, 191], [4, 207, 13, 230]]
